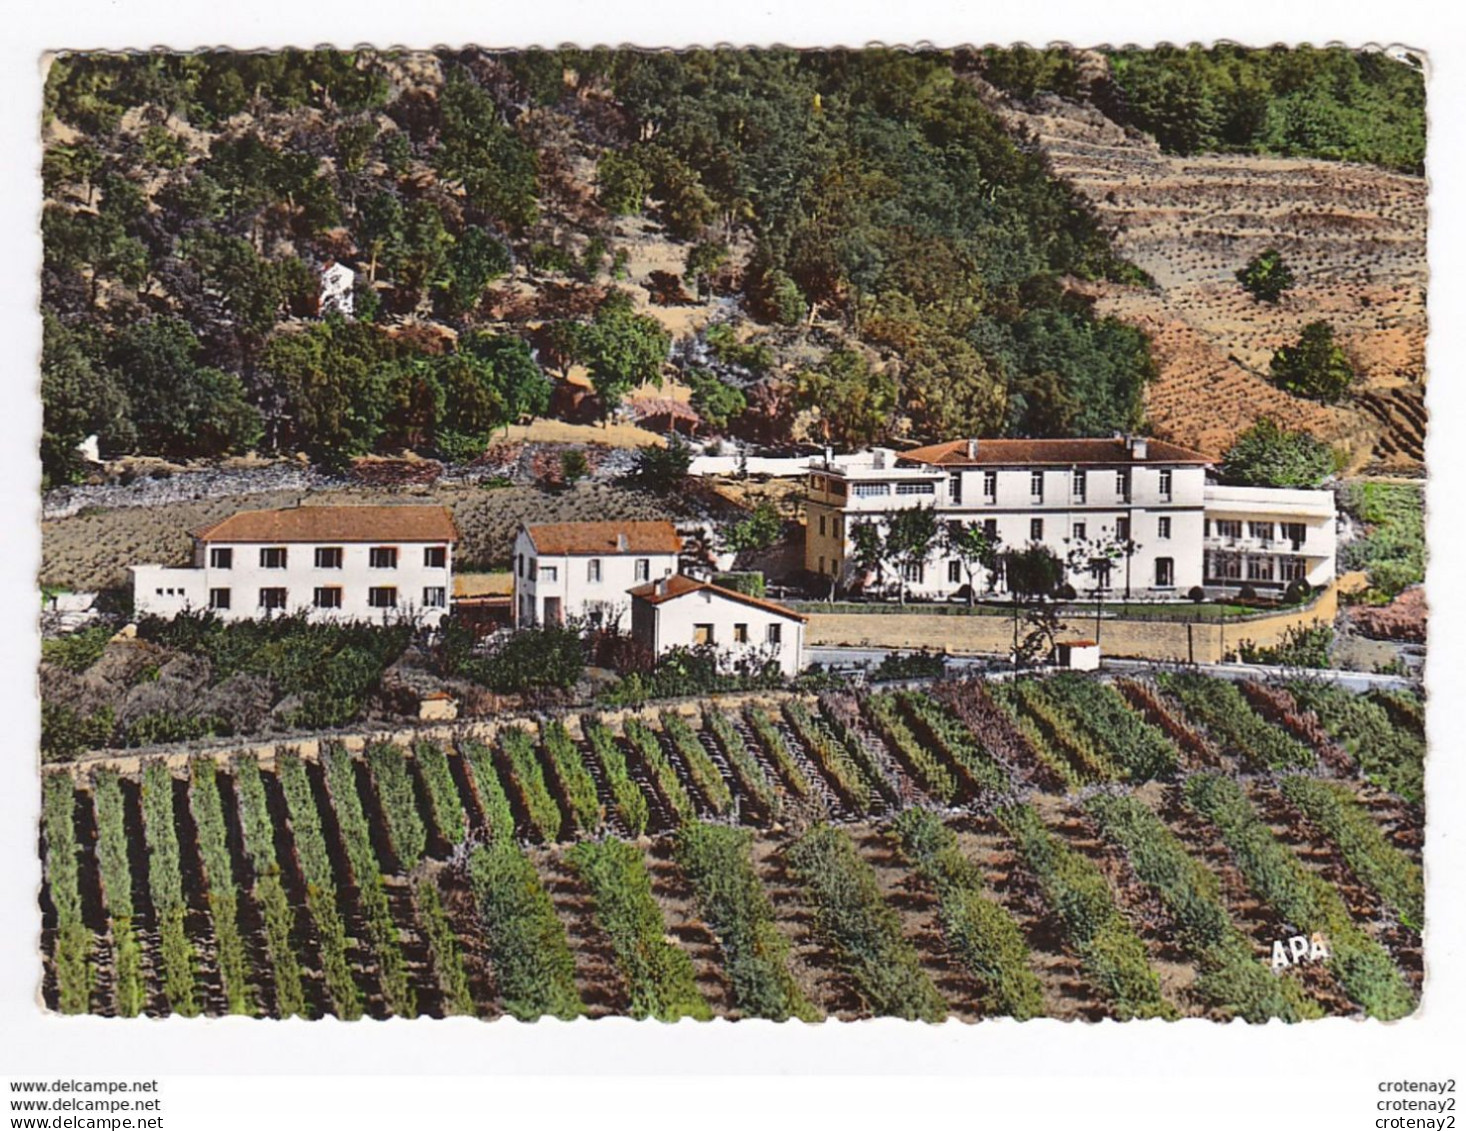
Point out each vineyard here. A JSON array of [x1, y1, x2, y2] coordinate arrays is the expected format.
[[38, 674, 1425, 1022]]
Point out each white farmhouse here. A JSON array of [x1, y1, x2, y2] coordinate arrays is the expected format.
[[513, 521, 682, 631], [130, 504, 457, 626], [628, 574, 807, 677], [804, 436, 1337, 601], [317, 260, 355, 317]]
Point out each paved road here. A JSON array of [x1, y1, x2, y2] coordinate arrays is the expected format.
[[804, 645, 1421, 692]]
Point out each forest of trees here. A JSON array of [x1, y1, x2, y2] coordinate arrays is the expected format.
[[40, 47, 1422, 484]]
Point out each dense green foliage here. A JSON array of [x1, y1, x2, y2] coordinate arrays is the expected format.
[[499, 727, 564, 841], [1237, 623, 1334, 668], [187, 760, 254, 1014], [783, 700, 873, 812], [1236, 248, 1296, 304], [136, 611, 412, 731], [540, 723, 603, 835], [1270, 321, 1355, 403], [460, 740, 518, 843], [1339, 482, 1425, 599], [40, 625, 112, 673], [703, 706, 781, 817], [674, 823, 816, 1020], [366, 744, 427, 870], [1184, 773, 1415, 1020], [787, 823, 947, 1021], [1219, 418, 1337, 488], [659, 712, 734, 815], [584, 722, 650, 837], [140, 762, 199, 1016], [998, 802, 1174, 1019], [412, 876, 475, 1016], [567, 838, 711, 1021], [890, 809, 1043, 1019], [413, 740, 467, 846], [1285, 680, 1424, 803], [1039, 674, 1179, 782], [42, 47, 1168, 472], [1084, 792, 1321, 1022], [89, 769, 144, 1016], [1015, 46, 1426, 172]]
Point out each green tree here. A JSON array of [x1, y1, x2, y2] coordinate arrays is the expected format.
[[884, 505, 941, 605], [1220, 418, 1336, 487], [793, 349, 897, 448], [107, 318, 261, 457], [850, 520, 886, 594], [626, 437, 692, 495], [684, 369, 746, 432], [1270, 321, 1354, 403], [720, 499, 783, 555], [262, 319, 399, 461], [41, 311, 131, 486], [435, 71, 540, 231], [1236, 248, 1296, 304], [578, 293, 671, 419], [1004, 543, 1066, 669], [942, 520, 1002, 606], [597, 150, 651, 215], [438, 226, 512, 317]]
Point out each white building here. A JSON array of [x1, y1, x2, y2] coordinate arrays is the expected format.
[[805, 437, 1336, 600], [130, 504, 457, 626], [317, 261, 355, 317], [1202, 484, 1337, 591], [513, 521, 682, 631], [628, 574, 807, 676]]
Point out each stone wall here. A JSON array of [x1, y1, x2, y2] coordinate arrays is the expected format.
[[804, 585, 1338, 664]]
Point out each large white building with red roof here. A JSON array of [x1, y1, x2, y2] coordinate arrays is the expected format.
[[805, 437, 1335, 600], [130, 504, 458, 625]]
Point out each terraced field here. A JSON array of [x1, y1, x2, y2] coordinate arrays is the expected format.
[[38, 675, 1425, 1021], [992, 92, 1427, 472]]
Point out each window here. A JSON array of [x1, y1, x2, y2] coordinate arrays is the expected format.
[[983, 519, 998, 540], [369, 546, 398, 569], [948, 560, 962, 584], [424, 546, 447, 569], [313, 587, 342, 609], [1159, 469, 1173, 500], [901, 563, 924, 583], [208, 588, 231, 610], [1116, 471, 1131, 502], [517, 554, 524, 578], [1072, 521, 1087, 542], [260, 547, 287, 569], [1030, 518, 1044, 542], [528, 560, 538, 581], [766, 623, 783, 645], [634, 559, 651, 582], [209, 547, 233, 569], [852, 482, 890, 498], [1157, 516, 1172, 540], [819, 514, 827, 536], [423, 586, 447, 608], [1072, 470, 1087, 500], [1030, 470, 1044, 500], [1155, 558, 1175, 588], [1216, 519, 1242, 542], [258, 587, 287, 610], [368, 586, 398, 608], [539, 565, 558, 582], [693, 624, 714, 646], [983, 471, 997, 501], [587, 559, 602, 583], [1280, 557, 1306, 582], [1281, 522, 1307, 549], [1246, 556, 1275, 582], [733, 623, 749, 644], [315, 546, 343, 569], [1116, 517, 1131, 542], [949, 474, 963, 505], [1249, 521, 1275, 543], [1204, 519, 1211, 538], [896, 481, 935, 496], [1209, 551, 1242, 581]]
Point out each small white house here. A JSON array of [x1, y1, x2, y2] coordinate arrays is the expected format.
[[318, 261, 355, 317], [628, 574, 807, 677], [513, 521, 682, 632], [130, 504, 457, 626]]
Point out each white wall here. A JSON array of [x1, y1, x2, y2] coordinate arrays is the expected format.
[[132, 538, 454, 625], [513, 528, 678, 631], [639, 588, 805, 676]]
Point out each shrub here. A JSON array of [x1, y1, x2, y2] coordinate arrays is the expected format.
[[1269, 321, 1354, 404], [1236, 248, 1296, 303], [41, 625, 112, 673]]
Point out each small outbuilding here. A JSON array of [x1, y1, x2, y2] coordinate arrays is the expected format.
[[628, 574, 807, 677], [1054, 639, 1101, 672]]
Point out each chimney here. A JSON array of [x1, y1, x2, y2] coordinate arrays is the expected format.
[[1131, 437, 1148, 460], [616, 532, 628, 552], [966, 438, 978, 460], [655, 576, 668, 597]]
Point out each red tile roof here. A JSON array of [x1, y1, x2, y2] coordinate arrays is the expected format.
[[628, 574, 807, 622], [900, 437, 1212, 467], [525, 521, 682, 555], [194, 505, 457, 544]]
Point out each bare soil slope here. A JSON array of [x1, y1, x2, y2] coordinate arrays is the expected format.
[[1000, 96, 1426, 470]]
